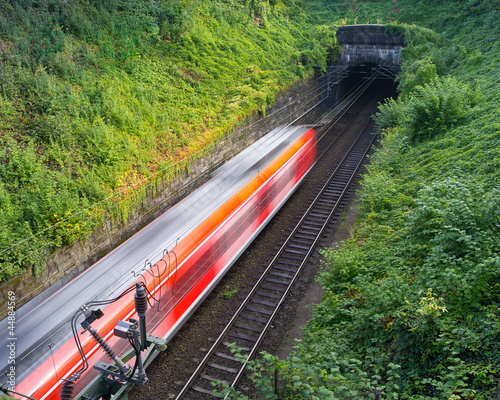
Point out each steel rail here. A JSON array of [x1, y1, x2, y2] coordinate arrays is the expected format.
[[175, 90, 378, 399], [224, 117, 377, 399], [314, 76, 375, 158]]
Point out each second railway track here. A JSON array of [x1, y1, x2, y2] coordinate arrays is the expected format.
[[130, 78, 394, 400], [175, 81, 382, 399]]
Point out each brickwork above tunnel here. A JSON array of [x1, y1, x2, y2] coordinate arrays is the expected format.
[[336, 24, 404, 68]]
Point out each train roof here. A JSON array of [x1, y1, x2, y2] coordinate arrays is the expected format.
[[0, 125, 313, 383]]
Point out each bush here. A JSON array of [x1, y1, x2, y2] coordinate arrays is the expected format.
[[397, 58, 437, 96], [405, 77, 478, 142], [375, 77, 478, 143], [405, 177, 500, 309], [373, 97, 406, 131]]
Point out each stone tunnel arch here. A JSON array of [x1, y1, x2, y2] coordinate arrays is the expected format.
[[326, 24, 405, 104]]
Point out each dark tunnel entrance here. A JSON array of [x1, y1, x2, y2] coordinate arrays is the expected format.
[[298, 64, 399, 127], [330, 24, 404, 108], [332, 63, 399, 107]]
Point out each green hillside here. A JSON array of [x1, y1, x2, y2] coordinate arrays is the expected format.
[[0, 0, 336, 280], [219, 1, 500, 399]]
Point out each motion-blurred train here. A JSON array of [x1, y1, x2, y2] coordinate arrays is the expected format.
[[0, 125, 316, 399]]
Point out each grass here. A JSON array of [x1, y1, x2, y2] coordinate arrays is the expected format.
[[0, 0, 338, 281], [220, 286, 239, 300]]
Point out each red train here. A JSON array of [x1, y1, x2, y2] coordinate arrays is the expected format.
[[1, 125, 316, 399]]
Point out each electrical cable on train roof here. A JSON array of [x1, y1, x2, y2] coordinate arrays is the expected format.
[[59, 282, 166, 399], [66, 284, 136, 381]]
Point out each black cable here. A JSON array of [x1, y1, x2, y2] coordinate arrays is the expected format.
[[70, 309, 88, 378], [154, 256, 171, 311], [84, 284, 136, 308], [154, 261, 162, 311], [140, 261, 159, 308], [170, 249, 178, 295], [144, 261, 163, 307], [69, 283, 137, 381], [126, 336, 140, 383]]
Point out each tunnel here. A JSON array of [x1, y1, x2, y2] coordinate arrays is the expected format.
[[330, 63, 399, 105], [326, 24, 404, 107]]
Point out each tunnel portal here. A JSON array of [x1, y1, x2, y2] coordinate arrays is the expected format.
[[327, 24, 404, 103]]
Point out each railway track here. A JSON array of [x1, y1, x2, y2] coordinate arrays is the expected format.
[[126, 76, 393, 400], [174, 88, 378, 399]]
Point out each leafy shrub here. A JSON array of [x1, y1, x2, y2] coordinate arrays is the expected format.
[[375, 77, 478, 143], [405, 177, 500, 309], [373, 97, 406, 131], [397, 58, 437, 96], [215, 344, 389, 400], [405, 77, 478, 142], [158, 0, 186, 42]]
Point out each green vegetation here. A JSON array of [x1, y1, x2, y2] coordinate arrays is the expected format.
[[0, 0, 338, 280], [217, 1, 500, 399], [2, 0, 499, 397], [220, 286, 238, 300]]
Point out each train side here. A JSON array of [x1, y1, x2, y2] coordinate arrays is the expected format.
[[9, 126, 316, 400]]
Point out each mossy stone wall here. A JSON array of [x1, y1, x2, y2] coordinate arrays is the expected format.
[[0, 74, 328, 316]]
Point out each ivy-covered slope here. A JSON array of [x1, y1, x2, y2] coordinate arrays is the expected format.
[[226, 1, 499, 399], [0, 0, 338, 280]]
